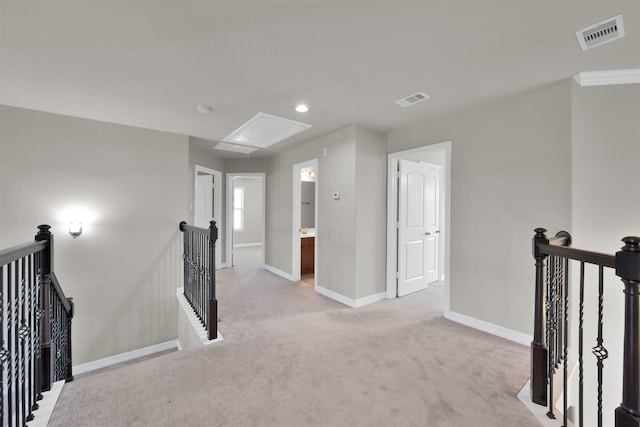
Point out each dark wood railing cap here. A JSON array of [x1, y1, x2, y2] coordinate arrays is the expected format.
[[617, 237, 640, 282], [621, 237, 640, 252], [534, 227, 547, 237], [36, 224, 51, 235]]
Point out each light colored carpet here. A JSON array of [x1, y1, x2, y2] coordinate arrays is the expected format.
[[49, 247, 540, 426]]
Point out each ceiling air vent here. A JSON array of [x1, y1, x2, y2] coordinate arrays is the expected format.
[[576, 14, 624, 51], [395, 91, 430, 108]]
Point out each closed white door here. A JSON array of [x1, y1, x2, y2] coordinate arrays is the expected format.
[[397, 160, 440, 297], [195, 174, 213, 227]]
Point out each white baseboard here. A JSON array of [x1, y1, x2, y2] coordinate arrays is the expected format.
[[30, 380, 65, 427], [263, 264, 295, 281], [353, 291, 387, 308], [73, 340, 178, 375], [517, 380, 562, 427], [315, 286, 386, 308], [234, 243, 262, 248], [444, 310, 531, 346], [176, 287, 224, 348], [217, 262, 229, 269]]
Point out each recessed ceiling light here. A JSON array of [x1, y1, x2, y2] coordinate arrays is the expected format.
[[213, 142, 258, 154], [295, 104, 309, 113], [196, 105, 213, 114]]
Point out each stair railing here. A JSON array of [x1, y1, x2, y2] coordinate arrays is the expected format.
[[531, 228, 639, 427], [0, 225, 74, 426], [179, 221, 218, 340]]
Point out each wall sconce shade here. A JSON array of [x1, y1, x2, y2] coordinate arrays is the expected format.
[[69, 220, 83, 238]]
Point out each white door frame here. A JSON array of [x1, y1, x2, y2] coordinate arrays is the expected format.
[[226, 172, 266, 268], [194, 165, 223, 268], [386, 142, 451, 312], [292, 159, 318, 283]]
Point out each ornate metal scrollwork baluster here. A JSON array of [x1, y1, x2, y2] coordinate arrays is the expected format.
[[592, 266, 608, 427]]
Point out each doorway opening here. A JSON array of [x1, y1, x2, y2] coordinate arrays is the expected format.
[[292, 159, 318, 288], [225, 173, 266, 268], [386, 142, 451, 312], [194, 165, 222, 268]]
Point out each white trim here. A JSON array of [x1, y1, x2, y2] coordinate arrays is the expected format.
[[29, 380, 65, 427], [315, 286, 387, 308], [386, 142, 452, 316], [573, 69, 640, 87], [234, 242, 262, 248], [176, 287, 224, 347], [353, 291, 387, 308], [73, 340, 178, 375], [517, 380, 564, 427], [194, 165, 224, 268], [226, 173, 266, 268], [444, 310, 532, 346], [263, 264, 295, 281], [292, 159, 319, 283]]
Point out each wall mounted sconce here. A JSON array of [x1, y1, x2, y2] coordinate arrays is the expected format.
[[69, 220, 83, 238]]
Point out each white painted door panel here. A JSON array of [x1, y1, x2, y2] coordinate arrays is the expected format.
[[195, 175, 213, 227], [398, 160, 440, 297]]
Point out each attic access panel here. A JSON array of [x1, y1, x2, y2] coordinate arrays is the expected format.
[[223, 112, 312, 148]]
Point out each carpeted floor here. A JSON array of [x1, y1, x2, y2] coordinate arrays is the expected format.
[[49, 247, 540, 426]]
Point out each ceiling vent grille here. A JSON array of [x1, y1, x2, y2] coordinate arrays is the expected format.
[[395, 91, 430, 108], [576, 14, 624, 51]]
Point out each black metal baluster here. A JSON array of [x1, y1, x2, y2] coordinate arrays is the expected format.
[[19, 257, 27, 425], [1, 265, 5, 427], [562, 257, 569, 427], [34, 254, 43, 402], [8, 262, 14, 426], [547, 254, 556, 419], [578, 262, 584, 427], [592, 266, 608, 427]]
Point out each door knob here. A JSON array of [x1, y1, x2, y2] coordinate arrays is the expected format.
[[425, 232, 431, 235], [435, 230, 440, 234]]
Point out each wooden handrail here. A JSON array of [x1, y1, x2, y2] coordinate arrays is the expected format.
[[531, 228, 640, 427], [0, 240, 47, 266]]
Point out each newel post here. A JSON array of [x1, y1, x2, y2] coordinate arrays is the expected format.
[[615, 236, 640, 427], [531, 227, 549, 406], [34, 225, 53, 393], [208, 220, 218, 340]]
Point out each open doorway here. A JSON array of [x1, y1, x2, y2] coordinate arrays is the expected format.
[[386, 142, 451, 311], [225, 173, 266, 268], [194, 165, 222, 268], [292, 160, 318, 287]]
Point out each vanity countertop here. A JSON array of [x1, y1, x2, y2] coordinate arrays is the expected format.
[[301, 232, 315, 238]]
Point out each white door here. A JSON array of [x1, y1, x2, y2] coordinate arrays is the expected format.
[[397, 160, 440, 297], [195, 174, 213, 227]]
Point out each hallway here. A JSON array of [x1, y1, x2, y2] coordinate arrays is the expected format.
[[49, 251, 539, 426]]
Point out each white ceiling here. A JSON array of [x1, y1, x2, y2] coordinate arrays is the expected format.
[[1, 1, 639, 159]]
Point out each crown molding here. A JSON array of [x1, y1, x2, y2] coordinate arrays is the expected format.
[[573, 69, 640, 87]]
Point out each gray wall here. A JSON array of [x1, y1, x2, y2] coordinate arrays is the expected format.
[[354, 126, 387, 298], [233, 177, 263, 245], [265, 124, 387, 301], [266, 125, 357, 297], [570, 82, 640, 421], [388, 80, 573, 334], [188, 139, 226, 263], [0, 106, 188, 364]]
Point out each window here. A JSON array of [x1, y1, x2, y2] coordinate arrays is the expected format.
[[233, 187, 244, 231]]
